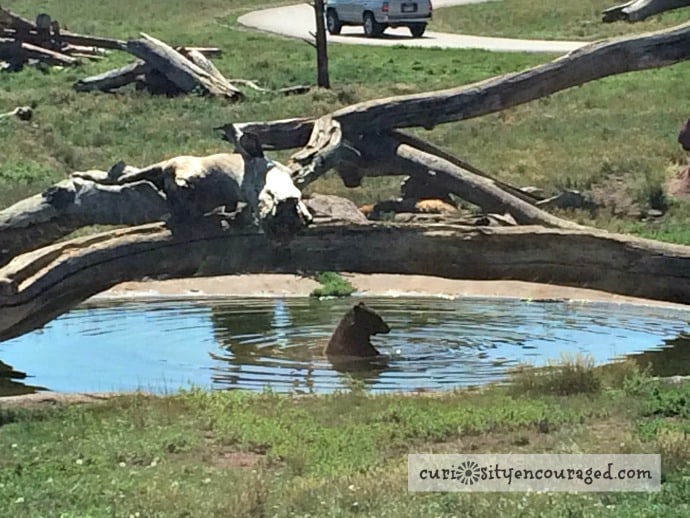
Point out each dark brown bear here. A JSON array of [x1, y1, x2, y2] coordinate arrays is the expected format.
[[324, 302, 390, 359]]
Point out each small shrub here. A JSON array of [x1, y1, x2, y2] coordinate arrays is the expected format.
[[310, 272, 355, 298], [655, 428, 690, 475], [508, 354, 602, 396]]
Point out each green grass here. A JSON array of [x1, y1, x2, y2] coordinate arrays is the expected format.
[[2, 0, 690, 244], [508, 353, 602, 396], [0, 361, 688, 516], [310, 272, 356, 298], [432, 0, 690, 41]]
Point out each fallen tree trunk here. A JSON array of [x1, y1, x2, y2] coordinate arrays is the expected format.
[[0, 177, 170, 265], [602, 0, 690, 22], [228, 22, 690, 149], [0, 136, 313, 264], [125, 33, 243, 100], [286, 121, 565, 227], [390, 140, 584, 229], [2, 219, 690, 342], [73, 60, 149, 92]]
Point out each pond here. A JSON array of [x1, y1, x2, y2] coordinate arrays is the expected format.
[[1, 297, 690, 397]]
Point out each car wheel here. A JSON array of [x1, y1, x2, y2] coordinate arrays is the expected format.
[[363, 12, 384, 38], [326, 10, 342, 35], [409, 23, 426, 38]]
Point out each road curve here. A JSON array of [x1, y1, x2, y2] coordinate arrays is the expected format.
[[238, 0, 589, 54]]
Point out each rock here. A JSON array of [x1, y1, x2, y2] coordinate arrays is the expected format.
[[303, 194, 370, 225]]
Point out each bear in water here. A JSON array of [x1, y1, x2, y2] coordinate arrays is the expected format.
[[324, 302, 390, 360]]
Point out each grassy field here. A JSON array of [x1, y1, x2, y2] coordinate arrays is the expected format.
[[432, 0, 690, 40], [0, 359, 688, 516], [2, 1, 690, 241]]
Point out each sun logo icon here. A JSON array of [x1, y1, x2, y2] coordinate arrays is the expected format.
[[458, 460, 481, 485]]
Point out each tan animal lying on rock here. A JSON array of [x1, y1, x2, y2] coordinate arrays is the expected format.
[[359, 198, 457, 219], [324, 302, 391, 360]]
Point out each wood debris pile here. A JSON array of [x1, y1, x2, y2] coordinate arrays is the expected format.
[[75, 34, 310, 100], [0, 6, 117, 71], [2, 7, 309, 101]]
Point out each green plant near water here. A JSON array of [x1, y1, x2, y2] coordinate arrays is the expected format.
[[310, 271, 356, 298], [508, 353, 603, 396]]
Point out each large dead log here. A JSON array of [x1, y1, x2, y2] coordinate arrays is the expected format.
[[228, 22, 690, 149], [125, 33, 243, 100], [3, 219, 690, 342], [0, 138, 312, 264], [602, 0, 690, 22], [285, 120, 566, 227], [73, 61, 148, 92], [0, 176, 169, 265], [392, 141, 585, 229]]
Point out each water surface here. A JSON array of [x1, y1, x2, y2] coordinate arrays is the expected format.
[[1, 297, 689, 396]]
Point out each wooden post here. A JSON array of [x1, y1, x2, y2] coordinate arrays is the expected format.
[[313, 0, 330, 89]]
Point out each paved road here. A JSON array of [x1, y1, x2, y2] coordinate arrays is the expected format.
[[238, 0, 589, 54]]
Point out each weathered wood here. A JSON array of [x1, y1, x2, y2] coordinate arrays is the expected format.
[[182, 48, 228, 85], [0, 40, 79, 66], [220, 118, 315, 150], [3, 219, 690, 342], [0, 27, 125, 50], [73, 60, 148, 92], [287, 127, 558, 226], [291, 115, 347, 187], [222, 79, 311, 96], [176, 46, 222, 58], [391, 130, 540, 204], [313, 0, 330, 89], [0, 6, 37, 33], [0, 177, 170, 266], [63, 44, 110, 56], [602, 0, 690, 22], [12, 40, 78, 65], [391, 141, 585, 229], [0, 106, 31, 121], [125, 33, 243, 100], [0, 143, 312, 264], [227, 23, 690, 149]]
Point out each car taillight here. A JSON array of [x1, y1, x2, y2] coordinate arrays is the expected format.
[[382, 2, 389, 12], [429, 1, 433, 11]]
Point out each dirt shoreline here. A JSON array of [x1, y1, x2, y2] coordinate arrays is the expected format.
[[94, 273, 689, 309]]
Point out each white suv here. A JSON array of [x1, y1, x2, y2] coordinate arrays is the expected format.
[[325, 0, 433, 38]]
